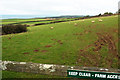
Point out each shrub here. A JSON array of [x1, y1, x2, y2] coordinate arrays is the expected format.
[[103, 12, 113, 16], [108, 12, 113, 15], [85, 15, 90, 18], [2, 24, 27, 35], [98, 13, 102, 16]]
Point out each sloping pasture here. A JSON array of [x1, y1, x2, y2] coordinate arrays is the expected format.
[[2, 15, 118, 68]]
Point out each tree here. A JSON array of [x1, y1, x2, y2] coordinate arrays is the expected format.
[[108, 12, 113, 15], [98, 13, 101, 16], [103, 12, 113, 15], [104, 12, 109, 15], [85, 15, 90, 18]]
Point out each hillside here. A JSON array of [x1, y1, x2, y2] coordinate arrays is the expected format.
[[2, 15, 118, 69]]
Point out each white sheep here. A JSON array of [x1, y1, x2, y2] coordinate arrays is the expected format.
[[91, 21, 95, 23], [99, 19, 103, 22], [82, 20, 84, 22], [50, 27, 54, 29], [74, 23, 77, 26]]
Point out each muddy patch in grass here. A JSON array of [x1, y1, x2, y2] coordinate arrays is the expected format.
[[113, 29, 118, 33], [34, 49, 39, 52], [51, 39, 63, 45], [41, 50, 48, 53], [77, 32, 118, 68], [57, 40, 63, 44], [94, 33, 117, 56], [45, 45, 52, 48], [8, 37, 11, 39], [3, 48, 7, 49], [81, 32, 118, 55], [84, 30, 91, 34], [23, 52, 30, 54]]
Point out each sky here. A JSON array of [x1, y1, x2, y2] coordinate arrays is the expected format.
[[0, 0, 120, 16]]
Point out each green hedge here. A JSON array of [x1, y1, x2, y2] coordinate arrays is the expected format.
[[2, 24, 27, 35]]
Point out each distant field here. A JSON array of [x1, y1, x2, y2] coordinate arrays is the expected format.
[[1, 18, 76, 25], [22, 21, 54, 25], [2, 15, 118, 69], [2, 18, 46, 22], [1, 18, 46, 24]]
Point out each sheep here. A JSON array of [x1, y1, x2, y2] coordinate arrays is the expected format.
[[91, 21, 95, 23], [82, 20, 84, 22], [50, 27, 54, 29], [74, 23, 77, 26], [99, 19, 103, 22]]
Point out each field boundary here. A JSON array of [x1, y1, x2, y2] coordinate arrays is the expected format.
[[0, 61, 120, 76]]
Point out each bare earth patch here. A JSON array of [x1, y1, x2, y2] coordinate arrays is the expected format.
[[23, 52, 29, 54], [34, 49, 39, 52], [77, 32, 118, 68], [94, 33, 117, 56], [41, 50, 48, 53], [45, 45, 52, 48], [8, 37, 11, 39], [57, 40, 63, 44]]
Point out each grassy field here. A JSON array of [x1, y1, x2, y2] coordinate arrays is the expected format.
[[1, 18, 46, 24], [2, 15, 118, 69], [1, 18, 76, 26], [22, 21, 54, 25]]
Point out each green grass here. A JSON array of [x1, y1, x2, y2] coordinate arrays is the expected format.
[[22, 21, 54, 25], [1, 18, 46, 24], [2, 15, 118, 69], [1, 18, 76, 25], [2, 70, 64, 78], [2, 18, 46, 22]]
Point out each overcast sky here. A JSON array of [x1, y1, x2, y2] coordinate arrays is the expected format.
[[0, 0, 120, 16]]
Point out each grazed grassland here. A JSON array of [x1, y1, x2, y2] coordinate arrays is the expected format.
[[2, 15, 118, 69]]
